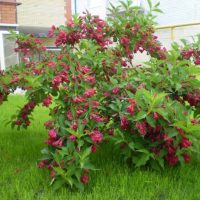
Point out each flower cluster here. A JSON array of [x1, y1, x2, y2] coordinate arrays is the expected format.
[[14, 100, 36, 127]]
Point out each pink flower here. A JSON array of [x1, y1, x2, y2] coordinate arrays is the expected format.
[[55, 31, 67, 46], [69, 135, 77, 141], [103, 91, 109, 97], [44, 120, 53, 128], [81, 175, 88, 185], [73, 96, 85, 103], [153, 112, 159, 120], [183, 153, 190, 163], [48, 129, 57, 138], [48, 61, 56, 68], [127, 104, 135, 115], [50, 170, 56, 178], [76, 109, 84, 116], [194, 57, 200, 65], [120, 36, 130, 47], [90, 113, 102, 122], [191, 119, 199, 124], [91, 100, 100, 108], [71, 121, 78, 130], [167, 146, 175, 154], [15, 120, 22, 126], [112, 87, 120, 94], [82, 119, 88, 125], [43, 96, 52, 107], [127, 99, 136, 115], [79, 66, 91, 74], [52, 139, 63, 147], [38, 160, 47, 168], [136, 121, 147, 135], [84, 88, 96, 98], [120, 116, 129, 130], [84, 76, 96, 84], [91, 145, 97, 153], [52, 76, 62, 89], [165, 154, 179, 166], [108, 128, 114, 136], [90, 130, 103, 143], [180, 137, 192, 148], [66, 111, 73, 120]]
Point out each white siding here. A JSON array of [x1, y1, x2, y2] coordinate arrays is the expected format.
[[149, 0, 200, 25], [74, 0, 107, 19]]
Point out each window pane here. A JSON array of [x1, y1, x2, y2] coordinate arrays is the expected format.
[[3, 34, 18, 68]]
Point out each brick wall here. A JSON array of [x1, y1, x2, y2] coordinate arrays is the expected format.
[[0, 0, 17, 24]]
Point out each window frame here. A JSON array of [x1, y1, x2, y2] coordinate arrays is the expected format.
[[0, 30, 18, 70]]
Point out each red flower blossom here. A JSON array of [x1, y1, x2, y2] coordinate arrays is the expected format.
[[81, 175, 88, 185], [103, 91, 109, 97], [66, 111, 73, 120], [73, 96, 85, 103], [120, 36, 130, 47], [165, 154, 179, 166], [38, 160, 47, 168], [180, 137, 192, 148], [84, 76, 96, 84], [112, 87, 120, 94], [90, 113, 102, 122], [50, 170, 56, 178], [79, 66, 91, 74], [84, 88, 96, 98], [91, 100, 100, 108], [44, 120, 53, 128], [183, 153, 190, 163], [76, 109, 84, 116], [52, 139, 63, 147], [48, 129, 57, 138], [120, 116, 129, 130], [69, 135, 77, 141], [91, 145, 97, 153], [191, 119, 199, 124], [136, 121, 147, 135], [126, 100, 136, 115], [43, 95, 52, 107], [153, 112, 159, 120], [90, 130, 103, 143], [71, 121, 78, 130], [48, 61, 56, 68]]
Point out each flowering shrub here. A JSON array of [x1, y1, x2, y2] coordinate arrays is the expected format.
[[0, 0, 200, 190]]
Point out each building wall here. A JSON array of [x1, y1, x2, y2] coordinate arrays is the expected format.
[[73, 0, 107, 19], [0, 0, 17, 24], [151, 0, 200, 26], [17, 0, 67, 27]]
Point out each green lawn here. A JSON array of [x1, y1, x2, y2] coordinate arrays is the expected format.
[[0, 95, 200, 200]]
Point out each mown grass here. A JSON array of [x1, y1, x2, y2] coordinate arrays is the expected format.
[[0, 95, 200, 200]]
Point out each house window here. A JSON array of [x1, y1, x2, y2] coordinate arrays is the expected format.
[[0, 31, 18, 70]]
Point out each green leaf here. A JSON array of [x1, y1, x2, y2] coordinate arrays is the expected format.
[[167, 128, 178, 138], [146, 115, 156, 127], [109, 103, 119, 112], [135, 153, 150, 167], [83, 162, 97, 170], [110, 77, 118, 85], [147, 0, 152, 9], [52, 178, 65, 191], [80, 147, 91, 161], [128, 142, 135, 150], [133, 111, 147, 121]]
